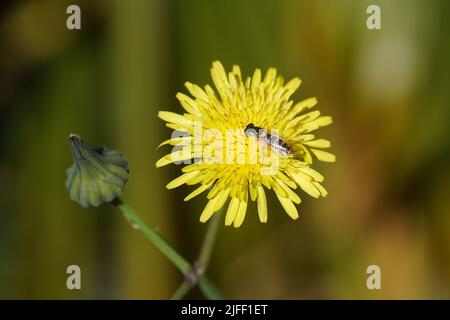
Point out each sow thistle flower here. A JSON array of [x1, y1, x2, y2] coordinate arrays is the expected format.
[[156, 61, 335, 227]]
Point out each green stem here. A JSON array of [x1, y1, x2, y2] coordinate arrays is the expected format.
[[112, 198, 191, 274], [197, 212, 222, 274], [170, 281, 195, 300], [171, 211, 224, 300], [198, 276, 224, 300], [113, 197, 224, 300]]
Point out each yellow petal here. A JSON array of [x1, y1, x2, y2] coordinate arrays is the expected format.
[[303, 139, 331, 148], [285, 77, 301, 91], [214, 188, 230, 211], [188, 170, 213, 185], [281, 77, 301, 100], [212, 60, 227, 78], [166, 171, 199, 189], [276, 193, 299, 220], [310, 149, 336, 162], [157, 136, 192, 149], [295, 145, 313, 164], [263, 68, 277, 86], [155, 148, 193, 167], [287, 111, 321, 129], [251, 69, 262, 90], [257, 184, 268, 223], [313, 181, 328, 197], [165, 123, 192, 134], [275, 172, 297, 189], [303, 116, 333, 132], [184, 82, 209, 101], [184, 181, 213, 201], [283, 184, 301, 204], [228, 71, 238, 90], [272, 180, 288, 198], [298, 167, 324, 182], [289, 172, 321, 198], [225, 197, 240, 226], [249, 183, 258, 201], [233, 200, 248, 228], [175, 93, 200, 115], [296, 134, 315, 142], [287, 97, 317, 119], [232, 65, 242, 78], [158, 111, 193, 128], [200, 197, 218, 223], [182, 163, 206, 173], [211, 61, 228, 91]]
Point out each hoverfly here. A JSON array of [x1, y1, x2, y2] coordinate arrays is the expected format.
[[244, 123, 295, 158]]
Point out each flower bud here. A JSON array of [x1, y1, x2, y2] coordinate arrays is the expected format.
[[66, 134, 129, 208]]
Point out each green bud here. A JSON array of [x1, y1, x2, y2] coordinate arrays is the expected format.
[[66, 134, 129, 208]]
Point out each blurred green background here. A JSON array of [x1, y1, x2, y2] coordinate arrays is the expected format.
[[1, 0, 450, 299]]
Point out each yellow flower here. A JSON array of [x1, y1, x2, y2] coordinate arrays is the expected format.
[[156, 61, 335, 227]]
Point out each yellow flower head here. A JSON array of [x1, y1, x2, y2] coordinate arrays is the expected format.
[[156, 61, 335, 227]]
